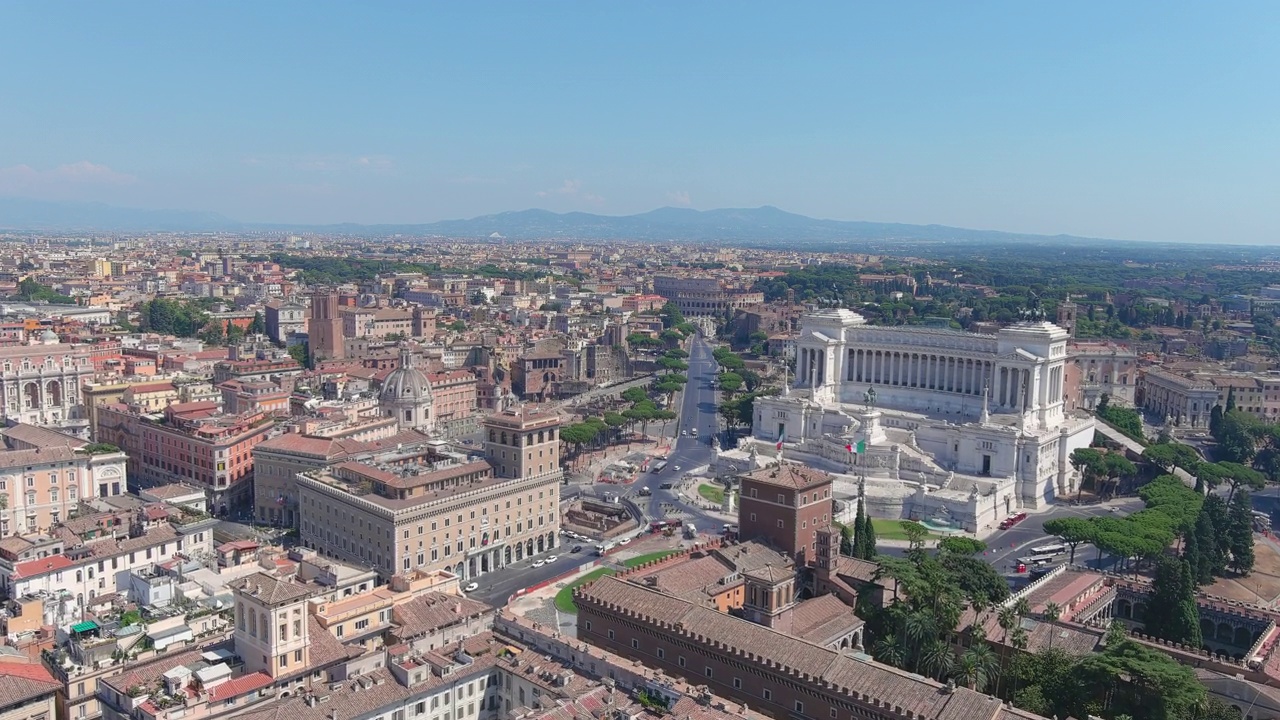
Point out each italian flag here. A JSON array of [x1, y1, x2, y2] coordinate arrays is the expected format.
[[776, 432, 786, 450], [845, 440, 866, 454]]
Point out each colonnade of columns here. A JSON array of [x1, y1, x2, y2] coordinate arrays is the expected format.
[[846, 349, 992, 398], [798, 347, 828, 386], [795, 344, 1066, 417]]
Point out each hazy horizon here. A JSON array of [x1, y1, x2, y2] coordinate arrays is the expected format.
[[2, 2, 1278, 244]]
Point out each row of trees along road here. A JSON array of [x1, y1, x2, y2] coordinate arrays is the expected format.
[[560, 311, 702, 466], [1045, 471, 1256, 650]]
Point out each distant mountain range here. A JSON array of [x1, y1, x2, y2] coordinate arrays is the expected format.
[[0, 195, 1110, 246]]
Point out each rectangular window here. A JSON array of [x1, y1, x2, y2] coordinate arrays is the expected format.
[[678, 656, 686, 668], [763, 689, 771, 701], [607, 629, 614, 639], [794, 701, 804, 713], [733, 678, 742, 689], [704, 667, 713, 678], [631, 638, 639, 649], [657, 648, 665, 659]]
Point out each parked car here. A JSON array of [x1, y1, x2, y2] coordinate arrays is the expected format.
[[532, 560, 545, 568], [464, 582, 478, 592]]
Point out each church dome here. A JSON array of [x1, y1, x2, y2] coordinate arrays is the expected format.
[[39, 328, 59, 344], [381, 348, 433, 404]]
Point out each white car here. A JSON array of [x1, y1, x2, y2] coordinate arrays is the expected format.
[[546, 555, 558, 563], [464, 582, 478, 592], [673, 465, 681, 472], [532, 560, 545, 568], [618, 537, 632, 545]]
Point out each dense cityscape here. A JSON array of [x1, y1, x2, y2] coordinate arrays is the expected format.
[[5, 2, 1280, 719], [0, 231, 1267, 720]]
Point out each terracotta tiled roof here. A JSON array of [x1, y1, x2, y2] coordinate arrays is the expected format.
[[0, 660, 59, 708], [390, 592, 493, 639], [12, 554, 74, 580], [631, 553, 737, 603], [230, 572, 316, 605], [790, 593, 864, 645], [579, 576, 1019, 720], [742, 564, 791, 584], [712, 540, 793, 574], [0, 446, 81, 469], [206, 671, 272, 702], [306, 615, 352, 668], [740, 462, 832, 490], [0, 424, 87, 449]]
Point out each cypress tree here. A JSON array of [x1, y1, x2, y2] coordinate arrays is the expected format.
[[851, 499, 867, 559], [860, 512, 877, 559], [1172, 559, 1203, 648], [1226, 387, 1237, 413], [1190, 509, 1219, 584], [1209, 405, 1224, 436], [1182, 526, 1205, 586], [1202, 494, 1230, 576], [1228, 490, 1256, 576], [1146, 557, 1203, 647]]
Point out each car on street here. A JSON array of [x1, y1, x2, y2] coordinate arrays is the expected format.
[[659, 482, 674, 489], [673, 465, 681, 472], [570, 545, 583, 553], [618, 537, 631, 545], [546, 555, 558, 563], [532, 560, 545, 568], [464, 582, 478, 592]]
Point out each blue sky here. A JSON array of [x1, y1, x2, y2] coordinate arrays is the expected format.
[[1, 2, 1277, 243]]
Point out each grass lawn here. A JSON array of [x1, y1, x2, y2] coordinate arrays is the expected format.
[[870, 518, 938, 541], [697, 483, 738, 504], [554, 567, 615, 613], [623, 550, 678, 568], [553, 551, 681, 613]]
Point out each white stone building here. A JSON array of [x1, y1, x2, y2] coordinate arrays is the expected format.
[[0, 335, 96, 436], [745, 309, 1096, 532]]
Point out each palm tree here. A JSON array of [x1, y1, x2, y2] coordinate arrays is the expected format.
[[902, 610, 936, 671], [959, 642, 999, 692], [873, 633, 906, 669], [1013, 596, 1031, 619], [918, 640, 953, 681], [996, 606, 1017, 696], [1009, 626, 1029, 700], [1043, 602, 1062, 651]]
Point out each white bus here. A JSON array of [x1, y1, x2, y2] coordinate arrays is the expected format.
[[1030, 543, 1066, 556]]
